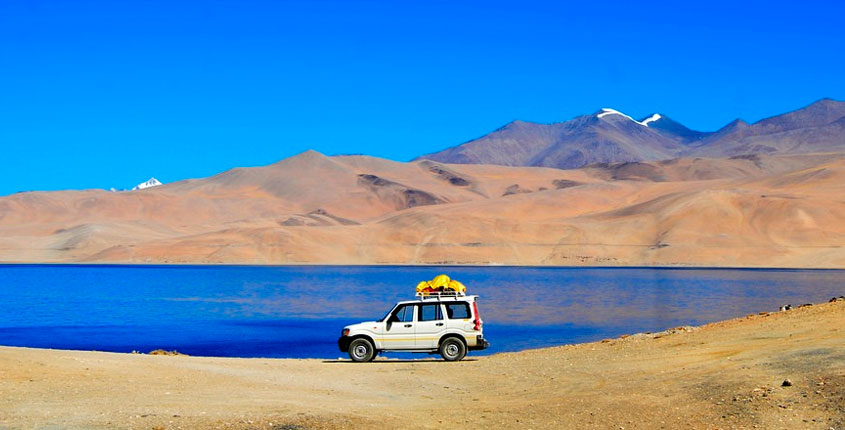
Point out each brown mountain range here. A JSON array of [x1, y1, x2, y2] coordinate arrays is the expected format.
[[418, 99, 845, 169], [1, 150, 843, 267]]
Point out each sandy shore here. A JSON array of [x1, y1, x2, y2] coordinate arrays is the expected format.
[[1, 300, 843, 430]]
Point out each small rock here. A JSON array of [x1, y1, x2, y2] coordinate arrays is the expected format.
[[782, 379, 793, 387], [148, 349, 185, 356], [779, 304, 792, 311]]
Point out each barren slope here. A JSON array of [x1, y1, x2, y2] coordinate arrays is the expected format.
[[0, 151, 843, 267]]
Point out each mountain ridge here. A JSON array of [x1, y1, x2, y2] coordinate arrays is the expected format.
[[418, 99, 845, 169]]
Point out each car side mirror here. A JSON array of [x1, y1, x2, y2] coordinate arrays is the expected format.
[[386, 321, 392, 331]]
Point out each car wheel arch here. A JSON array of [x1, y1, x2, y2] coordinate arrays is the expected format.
[[350, 334, 377, 349], [438, 333, 467, 348]]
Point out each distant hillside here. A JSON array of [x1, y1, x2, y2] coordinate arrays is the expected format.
[[415, 109, 690, 169], [417, 99, 845, 169], [1, 150, 843, 268], [688, 98, 845, 157]]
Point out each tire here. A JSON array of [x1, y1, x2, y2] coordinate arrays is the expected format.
[[348, 338, 375, 362], [439, 337, 467, 361]]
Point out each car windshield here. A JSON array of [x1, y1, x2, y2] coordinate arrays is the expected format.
[[378, 304, 398, 322]]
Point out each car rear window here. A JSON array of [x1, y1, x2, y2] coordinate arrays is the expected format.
[[444, 303, 470, 319]]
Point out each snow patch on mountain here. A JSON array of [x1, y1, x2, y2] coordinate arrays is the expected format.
[[640, 114, 662, 126], [132, 178, 163, 191], [597, 108, 652, 127]]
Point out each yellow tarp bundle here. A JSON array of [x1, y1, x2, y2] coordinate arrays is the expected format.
[[416, 274, 466, 294]]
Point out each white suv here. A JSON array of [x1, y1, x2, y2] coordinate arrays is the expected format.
[[338, 294, 489, 362]]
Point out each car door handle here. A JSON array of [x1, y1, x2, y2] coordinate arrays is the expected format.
[[436, 322, 444, 326], [404, 324, 412, 328]]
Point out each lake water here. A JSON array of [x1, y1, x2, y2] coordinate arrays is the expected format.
[[0, 265, 842, 359]]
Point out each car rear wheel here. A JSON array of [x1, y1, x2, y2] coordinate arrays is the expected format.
[[439, 337, 466, 361], [348, 338, 375, 362]]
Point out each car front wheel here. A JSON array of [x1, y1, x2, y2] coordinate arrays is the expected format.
[[439, 337, 467, 361], [348, 338, 375, 362]]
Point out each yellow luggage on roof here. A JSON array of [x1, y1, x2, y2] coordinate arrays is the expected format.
[[416, 274, 466, 294], [430, 274, 451, 289], [447, 279, 466, 293], [415, 281, 431, 292]]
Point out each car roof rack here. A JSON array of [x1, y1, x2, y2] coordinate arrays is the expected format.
[[416, 291, 466, 300]]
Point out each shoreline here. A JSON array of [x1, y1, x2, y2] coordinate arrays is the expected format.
[[2, 297, 843, 361], [1, 261, 844, 271], [2, 299, 844, 429]]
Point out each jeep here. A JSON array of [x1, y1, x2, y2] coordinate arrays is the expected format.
[[338, 293, 489, 362]]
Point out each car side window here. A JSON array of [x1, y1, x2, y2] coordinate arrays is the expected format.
[[419, 304, 442, 321], [391, 305, 413, 323], [402, 305, 415, 322], [445, 303, 470, 319]]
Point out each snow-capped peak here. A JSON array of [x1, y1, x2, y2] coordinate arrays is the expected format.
[[640, 113, 662, 126], [132, 177, 163, 191], [597, 108, 660, 127], [597, 108, 633, 120]]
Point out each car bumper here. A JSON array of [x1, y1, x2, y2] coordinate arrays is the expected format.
[[338, 335, 351, 352], [469, 335, 490, 351]]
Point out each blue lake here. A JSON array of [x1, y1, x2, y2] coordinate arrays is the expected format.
[[0, 265, 842, 359]]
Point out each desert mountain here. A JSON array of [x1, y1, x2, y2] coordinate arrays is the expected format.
[[418, 99, 845, 169], [0, 150, 843, 268], [639, 114, 710, 143], [688, 98, 845, 156], [416, 109, 687, 169]]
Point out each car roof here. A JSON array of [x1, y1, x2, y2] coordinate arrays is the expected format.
[[395, 295, 478, 306]]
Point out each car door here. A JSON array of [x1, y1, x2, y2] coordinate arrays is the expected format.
[[414, 303, 446, 349], [381, 303, 416, 349]]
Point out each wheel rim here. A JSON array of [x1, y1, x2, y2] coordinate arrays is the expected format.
[[445, 343, 459, 358], [353, 344, 368, 359]]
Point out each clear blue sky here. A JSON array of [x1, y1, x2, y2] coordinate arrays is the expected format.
[[1, 0, 844, 195]]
